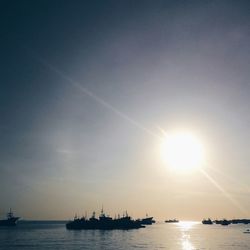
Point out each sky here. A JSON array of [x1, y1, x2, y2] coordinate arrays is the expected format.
[[1, 0, 250, 220]]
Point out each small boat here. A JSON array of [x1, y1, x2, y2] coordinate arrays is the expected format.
[[216, 219, 231, 226], [243, 229, 250, 234], [214, 220, 221, 224], [202, 218, 213, 225], [139, 217, 155, 225], [0, 209, 19, 226], [230, 219, 250, 224], [165, 219, 179, 223], [220, 219, 231, 226], [138, 214, 155, 225]]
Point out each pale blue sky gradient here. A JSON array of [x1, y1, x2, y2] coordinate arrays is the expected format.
[[1, 0, 250, 220]]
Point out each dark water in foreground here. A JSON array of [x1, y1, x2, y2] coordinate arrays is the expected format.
[[0, 221, 250, 249]]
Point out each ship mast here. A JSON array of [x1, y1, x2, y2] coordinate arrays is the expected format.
[[7, 208, 13, 219]]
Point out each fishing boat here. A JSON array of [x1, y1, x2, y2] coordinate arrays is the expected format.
[[202, 218, 213, 225], [165, 219, 179, 223], [0, 209, 19, 226], [66, 209, 145, 230], [139, 214, 156, 225]]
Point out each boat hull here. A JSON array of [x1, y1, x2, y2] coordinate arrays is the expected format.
[[139, 217, 155, 225], [66, 218, 145, 230], [0, 217, 19, 226]]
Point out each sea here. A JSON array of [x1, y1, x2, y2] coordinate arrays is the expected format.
[[0, 221, 250, 250]]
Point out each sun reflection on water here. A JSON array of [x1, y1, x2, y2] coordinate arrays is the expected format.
[[178, 221, 199, 231], [182, 237, 194, 250], [177, 221, 198, 250]]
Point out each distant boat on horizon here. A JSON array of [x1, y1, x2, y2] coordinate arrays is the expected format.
[[220, 219, 231, 226], [138, 214, 156, 225], [165, 219, 179, 223], [202, 218, 213, 225], [0, 209, 19, 226]]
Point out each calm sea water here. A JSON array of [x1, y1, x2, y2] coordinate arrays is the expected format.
[[0, 221, 250, 249]]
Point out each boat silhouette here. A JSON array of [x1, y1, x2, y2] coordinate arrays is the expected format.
[[0, 209, 19, 226], [138, 214, 156, 225], [219, 219, 231, 226], [202, 218, 213, 225], [165, 219, 179, 223], [66, 209, 145, 230]]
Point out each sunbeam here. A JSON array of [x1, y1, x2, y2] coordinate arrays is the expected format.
[[36, 56, 161, 140], [205, 162, 250, 194], [199, 168, 249, 216]]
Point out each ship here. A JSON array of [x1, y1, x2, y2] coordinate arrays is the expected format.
[[66, 209, 145, 230], [219, 219, 231, 226], [138, 214, 156, 225], [0, 209, 19, 226], [165, 219, 179, 223], [231, 219, 250, 224], [213, 219, 231, 226], [202, 218, 213, 225]]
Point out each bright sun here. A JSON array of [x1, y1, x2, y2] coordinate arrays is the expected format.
[[161, 131, 204, 172]]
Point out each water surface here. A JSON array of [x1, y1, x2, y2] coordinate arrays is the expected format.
[[0, 221, 250, 249]]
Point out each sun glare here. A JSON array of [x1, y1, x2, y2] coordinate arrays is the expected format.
[[161, 132, 204, 172]]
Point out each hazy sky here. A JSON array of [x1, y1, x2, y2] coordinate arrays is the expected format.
[[1, 0, 250, 220]]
